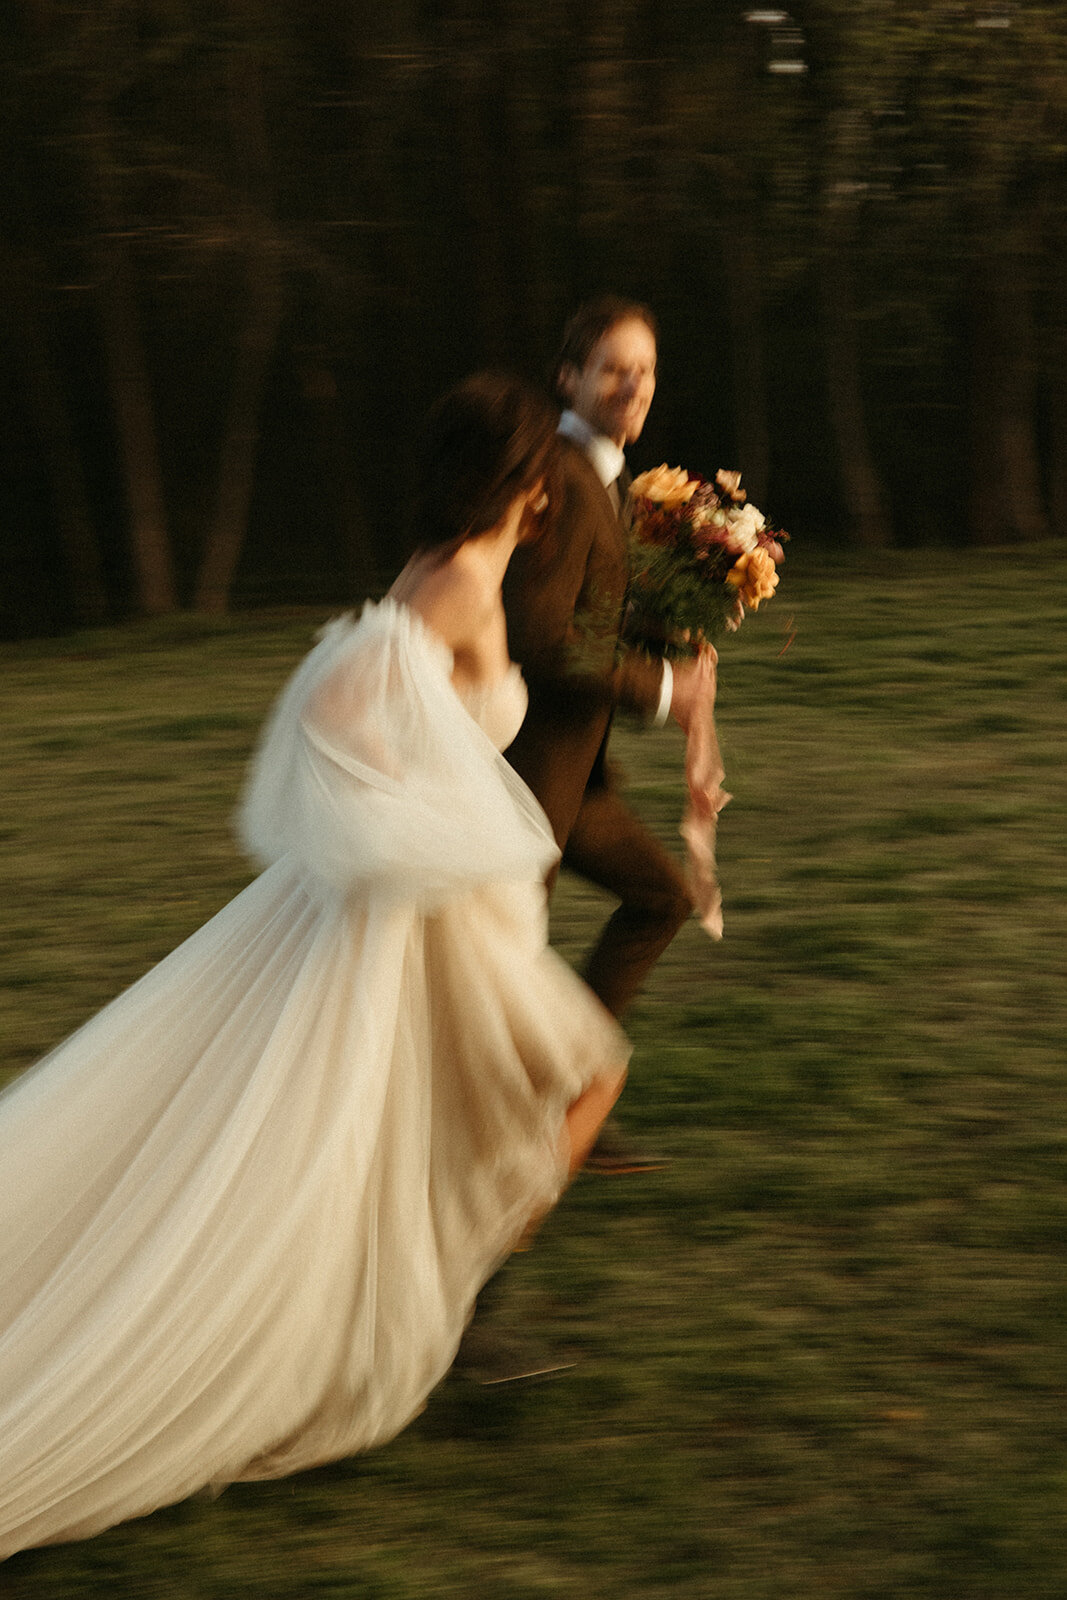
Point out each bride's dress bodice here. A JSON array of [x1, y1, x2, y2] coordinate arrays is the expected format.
[[457, 664, 527, 753]]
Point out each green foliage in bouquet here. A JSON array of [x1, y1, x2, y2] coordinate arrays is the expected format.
[[624, 532, 739, 657]]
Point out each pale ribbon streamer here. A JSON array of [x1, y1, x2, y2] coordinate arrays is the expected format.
[[679, 649, 731, 940]]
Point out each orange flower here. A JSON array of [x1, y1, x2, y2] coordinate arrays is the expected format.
[[715, 469, 746, 503], [725, 548, 779, 609], [629, 464, 699, 506]]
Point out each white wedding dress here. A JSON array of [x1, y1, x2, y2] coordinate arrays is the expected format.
[[0, 600, 628, 1558]]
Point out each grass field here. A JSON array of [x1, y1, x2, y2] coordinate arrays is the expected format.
[[2, 546, 1065, 1598]]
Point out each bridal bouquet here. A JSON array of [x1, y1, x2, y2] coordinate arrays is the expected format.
[[625, 465, 787, 655], [624, 465, 788, 942]]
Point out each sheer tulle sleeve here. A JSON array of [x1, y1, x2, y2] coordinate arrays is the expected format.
[[237, 602, 559, 906]]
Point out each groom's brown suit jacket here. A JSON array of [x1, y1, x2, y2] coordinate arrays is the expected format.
[[502, 438, 663, 850]]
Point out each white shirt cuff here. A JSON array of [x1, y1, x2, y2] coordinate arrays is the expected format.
[[653, 659, 673, 727]]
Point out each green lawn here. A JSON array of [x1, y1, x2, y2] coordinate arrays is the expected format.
[[2, 546, 1066, 1598]]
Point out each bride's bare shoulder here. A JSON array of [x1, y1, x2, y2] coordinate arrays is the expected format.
[[391, 552, 497, 652]]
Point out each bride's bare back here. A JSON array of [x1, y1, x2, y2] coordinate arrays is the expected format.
[[388, 492, 529, 693]]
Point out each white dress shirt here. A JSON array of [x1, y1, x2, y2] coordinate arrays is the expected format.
[[557, 410, 626, 490]]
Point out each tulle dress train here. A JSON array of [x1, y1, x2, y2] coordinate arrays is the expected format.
[[0, 601, 628, 1557]]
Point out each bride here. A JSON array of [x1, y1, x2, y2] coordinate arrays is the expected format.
[[0, 372, 627, 1558]]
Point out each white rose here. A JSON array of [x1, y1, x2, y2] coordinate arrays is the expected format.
[[725, 504, 760, 553]]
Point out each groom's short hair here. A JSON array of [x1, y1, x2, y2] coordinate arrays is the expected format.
[[554, 295, 659, 395]]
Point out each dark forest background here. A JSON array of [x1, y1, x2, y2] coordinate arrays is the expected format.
[[2, 1, 1064, 637]]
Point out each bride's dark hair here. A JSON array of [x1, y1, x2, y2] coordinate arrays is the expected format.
[[409, 371, 559, 553]]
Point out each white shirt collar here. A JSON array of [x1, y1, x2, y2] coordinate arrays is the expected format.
[[557, 410, 626, 489]]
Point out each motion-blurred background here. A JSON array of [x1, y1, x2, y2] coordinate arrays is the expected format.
[[2, 2, 1063, 636]]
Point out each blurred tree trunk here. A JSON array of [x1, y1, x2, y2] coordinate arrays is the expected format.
[[1045, 170, 1067, 538], [193, 240, 283, 612], [968, 230, 1049, 545], [84, 20, 177, 614], [715, 19, 771, 503], [5, 245, 108, 623], [87, 89, 177, 611], [819, 244, 891, 549], [725, 241, 769, 499], [717, 163, 770, 500], [3, 5, 107, 623], [493, 1, 543, 367], [555, 8, 592, 296], [1049, 343, 1066, 539], [447, 9, 506, 358], [819, 107, 893, 549], [688, 156, 770, 496], [565, 0, 630, 291], [298, 353, 378, 598], [676, 11, 787, 504], [195, 15, 284, 614]]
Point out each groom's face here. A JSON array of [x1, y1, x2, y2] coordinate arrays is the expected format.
[[562, 317, 657, 448]]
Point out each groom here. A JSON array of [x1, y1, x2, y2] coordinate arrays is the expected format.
[[503, 296, 708, 1172]]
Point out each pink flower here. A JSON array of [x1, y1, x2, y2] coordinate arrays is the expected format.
[[690, 514, 731, 552], [757, 534, 785, 566]]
